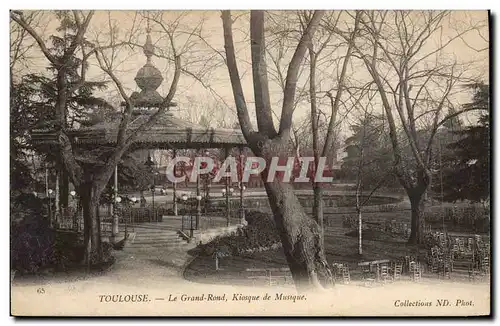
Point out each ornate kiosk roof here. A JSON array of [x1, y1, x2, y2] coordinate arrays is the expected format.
[[31, 26, 246, 151], [31, 111, 246, 150]]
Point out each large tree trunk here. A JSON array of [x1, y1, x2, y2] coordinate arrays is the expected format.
[[407, 187, 426, 245], [221, 10, 329, 291], [256, 139, 333, 292], [80, 180, 104, 266], [59, 167, 69, 209], [264, 181, 332, 291]]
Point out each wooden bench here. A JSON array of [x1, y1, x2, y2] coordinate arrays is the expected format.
[[245, 267, 293, 286], [358, 259, 391, 267]]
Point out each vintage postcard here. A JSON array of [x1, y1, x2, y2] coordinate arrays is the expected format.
[[9, 9, 491, 317]]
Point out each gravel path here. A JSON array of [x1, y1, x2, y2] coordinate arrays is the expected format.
[[11, 243, 490, 317]]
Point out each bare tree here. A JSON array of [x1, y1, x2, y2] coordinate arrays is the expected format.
[[300, 10, 360, 240], [347, 94, 393, 255], [331, 10, 488, 244], [264, 11, 361, 240], [10, 11, 47, 80], [222, 10, 335, 291], [11, 10, 182, 265], [180, 95, 237, 128]]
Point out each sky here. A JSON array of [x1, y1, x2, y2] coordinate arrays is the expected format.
[[11, 10, 490, 138]]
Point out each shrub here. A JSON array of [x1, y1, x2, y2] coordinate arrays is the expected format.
[[336, 196, 353, 207], [379, 204, 397, 212], [10, 193, 116, 274], [199, 210, 281, 256], [88, 242, 115, 267], [10, 194, 56, 274], [11, 222, 56, 273], [423, 204, 490, 232], [423, 232, 441, 250], [342, 214, 357, 228]]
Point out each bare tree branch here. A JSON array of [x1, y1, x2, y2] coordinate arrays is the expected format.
[[10, 11, 57, 64], [221, 10, 255, 140], [322, 11, 360, 157], [279, 10, 325, 139], [250, 10, 277, 137]]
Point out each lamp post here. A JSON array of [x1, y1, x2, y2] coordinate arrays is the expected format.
[[144, 153, 156, 221], [48, 189, 53, 226], [222, 188, 228, 226], [229, 187, 234, 222], [70, 190, 77, 230], [70, 190, 76, 209], [151, 173, 159, 221], [131, 196, 137, 227], [204, 182, 211, 214], [196, 194, 202, 230], [223, 187, 234, 226], [111, 191, 122, 243], [190, 198, 194, 239], [239, 184, 246, 225], [115, 196, 123, 238], [204, 150, 211, 215], [182, 194, 188, 232]]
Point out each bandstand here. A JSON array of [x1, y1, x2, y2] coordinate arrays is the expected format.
[[31, 27, 248, 242]]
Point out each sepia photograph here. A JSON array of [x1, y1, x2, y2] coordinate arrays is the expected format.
[[8, 7, 491, 317]]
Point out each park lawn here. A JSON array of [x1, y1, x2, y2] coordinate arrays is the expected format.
[[184, 224, 420, 286], [184, 201, 489, 286]]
